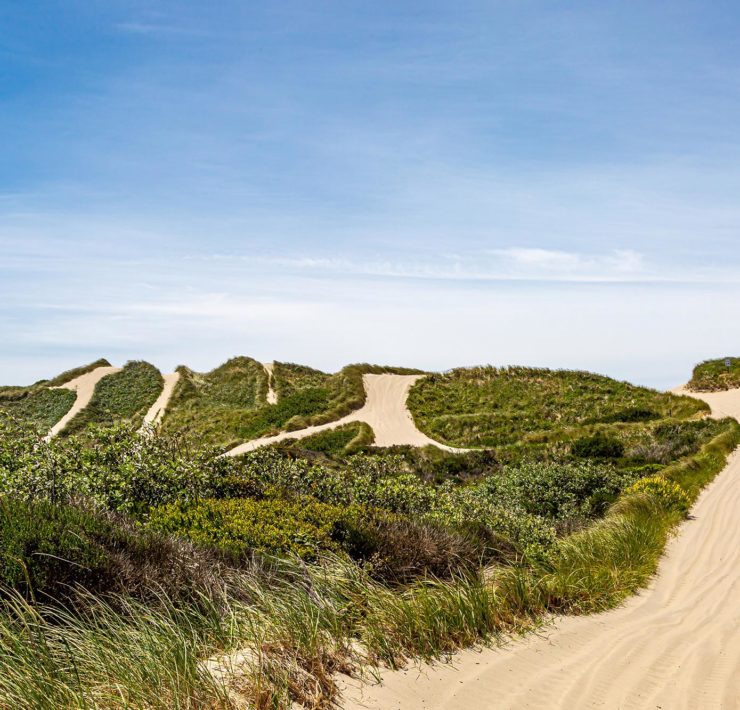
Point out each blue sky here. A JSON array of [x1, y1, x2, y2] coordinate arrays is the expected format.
[[2, 1, 739, 387]]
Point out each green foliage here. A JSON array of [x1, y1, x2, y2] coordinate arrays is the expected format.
[[0, 420, 235, 513], [0, 498, 240, 603], [148, 496, 478, 582], [0, 387, 75, 432], [407, 366, 708, 448], [64, 361, 164, 434], [279, 422, 374, 455], [571, 432, 625, 459], [623, 476, 691, 515], [148, 496, 350, 559], [688, 356, 740, 391]]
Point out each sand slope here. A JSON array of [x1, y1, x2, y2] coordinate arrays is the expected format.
[[340, 387, 740, 710], [263, 362, 278, 404], [226, 374, 465, 456], [46, 366, 121, 439], [141, 372, 180, 430]]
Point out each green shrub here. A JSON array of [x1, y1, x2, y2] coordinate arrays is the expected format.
[[147, 497, 348, 560], [0, 498, 240, 603], [623, 476, 691, 515], [571, 432, 625, 459]]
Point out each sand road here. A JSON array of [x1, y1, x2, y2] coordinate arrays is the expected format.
[[141, 372, 180, 430], [226, 374, 465, 456], [46, 366, 121, 439], [341, 387, 740, 710]]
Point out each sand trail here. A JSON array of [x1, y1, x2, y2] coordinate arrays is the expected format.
[[141, 372, 180, 430], [226, 374, 464, 456], [340, 387, 740, 710], [263, 362, 278, 404], [46, 366, 121, 439]]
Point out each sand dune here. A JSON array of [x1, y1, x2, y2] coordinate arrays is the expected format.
[[263, 362, 278, 404], [141, 372, 180, 430], [226, 374, 465, 456], [46, 366, 121, 439], [340, 387, 740, 710]]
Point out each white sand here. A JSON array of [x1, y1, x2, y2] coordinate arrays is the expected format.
[[263, 362, 278, 404], [140, 372, 180, 430], [339, 387, 740, 710], [226, 374, 465, 456], [46, 366, 121, 439]]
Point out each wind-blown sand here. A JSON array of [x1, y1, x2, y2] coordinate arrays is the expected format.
[[46, 366, 121, 439], [141, 372, 180, 429], [226, 374, 465, 456], [263, 362, 278, 404], [340, 387, 740, 710]]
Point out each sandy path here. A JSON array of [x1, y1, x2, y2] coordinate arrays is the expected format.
[[226, 374, 464, 456], [140, 372, 180, 429], [263, 362, 278, 404], [340, 388, 740, 710], [46, 366, 121, 439]]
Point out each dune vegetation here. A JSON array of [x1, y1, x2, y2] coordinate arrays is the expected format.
[[688, 356, 740, 391], [0, 358, 735, 708], [407, 366, 707, 450]]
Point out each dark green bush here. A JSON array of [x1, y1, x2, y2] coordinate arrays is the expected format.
[[571, 432, 625, 459]]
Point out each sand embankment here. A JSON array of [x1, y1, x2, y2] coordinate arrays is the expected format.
[[141, 372, 180, 430], [46, 366, 121, 439], [340, 387, 740, 710], [226, 374, 464, 456]]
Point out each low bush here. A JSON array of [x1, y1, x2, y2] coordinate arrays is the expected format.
[[622, 476, 691, 515], [147, 496, 481, 583], [571, 432, 625, 459], [0, 498, 243, 604]]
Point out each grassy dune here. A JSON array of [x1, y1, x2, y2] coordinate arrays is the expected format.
[[63, 361, 164, 434], [688, 357, 740, 391], [0, 387, 75, 432], [408, 366, 707, 449], [162, 359, 420, 451], [0, 359, 112, 433]]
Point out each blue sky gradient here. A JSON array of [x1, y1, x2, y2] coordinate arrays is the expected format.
[[2, 1, 739, 387]]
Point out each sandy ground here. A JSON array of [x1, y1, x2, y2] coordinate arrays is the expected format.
[[226, 374, 465, 456], [46, 366, 121, 439], [263, 362, 278, 404], [339, 387, 740, 710], [141, 372, 180, 429]]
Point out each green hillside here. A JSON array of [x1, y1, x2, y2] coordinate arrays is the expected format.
[[688, 357, 740, 391], [63, 361, 164, 434], [408, 366, 708, 451]]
